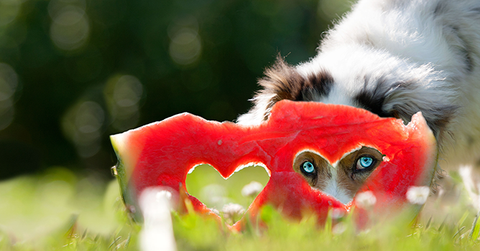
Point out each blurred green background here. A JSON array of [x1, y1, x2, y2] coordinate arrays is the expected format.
[[0, 0, 351, 180]]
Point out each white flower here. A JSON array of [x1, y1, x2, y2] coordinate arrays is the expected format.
[[406, 186, 430, 205], [139, 187, 177, 251], [210, 208, 220, 216], [222, 203, 245, 225], [241, 181, 263, 197], [332, 222, 347, 235], [331, 208, 346, 219], [355, 191, 377, 208], [200, 184, 228, 209]]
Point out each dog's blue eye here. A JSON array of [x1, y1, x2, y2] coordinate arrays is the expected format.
[[357, 156, 374, 170], [302, 161, 315, 174]]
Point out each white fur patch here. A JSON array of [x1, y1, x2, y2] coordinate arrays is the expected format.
[[321, 170, 353, 205]]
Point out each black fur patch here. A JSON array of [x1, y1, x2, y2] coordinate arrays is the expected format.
[[433, 1, 447, 15], [254, 56, 334, 120], [355, 77, 457, 138], [461, 47, 475, 73], [354, 77, 393, 118], [425, 105, 457, 137], [299, 70, 335, 101], [448, 25, 475, 74], [471, 7, 480, 14]]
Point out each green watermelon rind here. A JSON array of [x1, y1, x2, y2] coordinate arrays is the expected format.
[[111, 134, 143, 222]]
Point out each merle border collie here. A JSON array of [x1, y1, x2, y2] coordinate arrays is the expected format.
[[237, 0, 480, 205]]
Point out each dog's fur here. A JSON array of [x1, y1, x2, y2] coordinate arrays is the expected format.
[[237, 0, 480, 204]]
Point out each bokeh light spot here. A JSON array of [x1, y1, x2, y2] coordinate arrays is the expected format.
[[61, 100, 105, 158], [168, 17, 202, 66], [48, 0, 86, 19], [104, 75, 143, 131], [0, 0, 22, 27], [0, 63, 18, 101], [75, 101, 104, 134], [0, 63, 18, 131], [113, 75, 143, 108], [50, 6, 90, 51], [169, 29, 202, 66]]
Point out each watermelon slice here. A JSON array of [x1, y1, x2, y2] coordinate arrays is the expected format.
[[110, 100, 437, 228]]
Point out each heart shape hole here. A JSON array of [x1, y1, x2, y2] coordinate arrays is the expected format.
[[186, 164, 270, 224]]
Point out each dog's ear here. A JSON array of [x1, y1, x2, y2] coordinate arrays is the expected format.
[[383, 84, 457, 140], [237, 56, 334, 125], [354, 75, 457, 140], [237, 56, 300, 125], [259, 57, 304, 103]]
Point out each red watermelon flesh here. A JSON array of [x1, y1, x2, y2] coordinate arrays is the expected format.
[[110, 100, 437, 227]]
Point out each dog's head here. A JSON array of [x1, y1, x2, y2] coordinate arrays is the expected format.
[[238, 46, 456, 200]]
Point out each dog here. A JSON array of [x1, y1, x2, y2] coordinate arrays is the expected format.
[[237, 0, 480, 205]]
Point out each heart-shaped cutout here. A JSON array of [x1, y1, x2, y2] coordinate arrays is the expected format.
[[186, 164, 269, 223], [110, 100, 438, 228]]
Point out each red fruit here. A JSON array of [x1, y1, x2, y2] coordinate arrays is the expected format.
[[110, 100, 437, 227]]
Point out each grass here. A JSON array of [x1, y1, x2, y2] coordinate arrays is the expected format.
[[0, 166, 479, 250]]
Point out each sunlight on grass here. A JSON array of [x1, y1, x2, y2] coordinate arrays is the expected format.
[[0, 167, 136, 250], [0, 167, 479, 250], [186, 164, 269, 210]]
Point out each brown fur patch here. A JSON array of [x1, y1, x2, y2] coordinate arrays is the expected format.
[[253, 56, 334, 121]]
